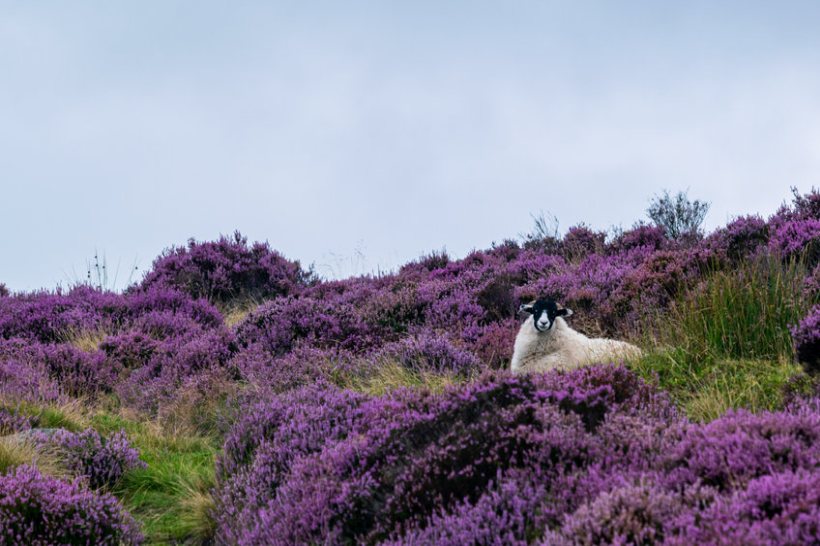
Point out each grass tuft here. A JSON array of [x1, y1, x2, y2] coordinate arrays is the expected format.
[[339, 361, 462, 396], [653, 256, 813, 362], [633, 255, 813, 420], [90, 412, 219, 544], [62, 327, 110, 352], [0, 436, 66, 477]]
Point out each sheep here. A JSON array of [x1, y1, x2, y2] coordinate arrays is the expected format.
[[510, 297, 642, 374]]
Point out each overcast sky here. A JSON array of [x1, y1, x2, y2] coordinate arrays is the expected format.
[[1, 1, 819, 291]]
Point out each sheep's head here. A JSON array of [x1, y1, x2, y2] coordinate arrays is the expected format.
[[519, 298, 573, 332]]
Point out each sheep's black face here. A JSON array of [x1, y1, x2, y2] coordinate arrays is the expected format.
[[519, 298, 573, 332]]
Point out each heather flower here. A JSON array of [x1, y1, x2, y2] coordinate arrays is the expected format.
[[607, 223, 668, 254], [804, 264, 820, 298], [0, 465, 143, 545], [138, 231, 312, 304], [669, 470, 820, 546], [706, 215, 769, 261], [559, 479, 685, 545], [36, 428, 145, 489], [232, 343, 360, 392], [214, 367, 675, 544], [563, 225, 606, 260], [661, 407, 820, 491], [769, 219, 820, 265], [0, 355, 61, 403], [0, 286, 125, 343], [792, 305, 820, 375], [0, 407, 33, 435], [377, 331, 481, 374]]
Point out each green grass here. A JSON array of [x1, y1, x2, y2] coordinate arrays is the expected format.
[[91, 412, 219, 545], [631, 349, 801, 421], [632, 255, 814, 421], [0, 400, 87, 432], [655, 256, 812, 361]]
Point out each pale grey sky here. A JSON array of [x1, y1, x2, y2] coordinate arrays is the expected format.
[[1, 1, 818, 290]]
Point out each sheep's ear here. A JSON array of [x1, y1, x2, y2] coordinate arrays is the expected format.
[[559, 308, 574, 317], [519, 303, 534, 314]]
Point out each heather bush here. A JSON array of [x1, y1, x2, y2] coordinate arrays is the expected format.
[[0, 355, 61, 404], [607, 223, 668, 254], [769, 219, 820, 265], [214, 367, 678, 544], [792, 305, 820, 375], [235, 295, 378, 354], [0, 286, 125, 343], [124, 285, 223, 329], [805, 264, 820, 297], [99, 330, 159, 370], [0, 283, 8, 297], [385, 469, 549, 546], [214, 383, 368, 544], [558, 479, 687, 545], [563, 225, 606, 261], [471, 318, 518, 369], [232, 343, 360, 393], [706, 215, 769, 261], [669, 470, 820, 546], [0, 408, 32, 435], [0, 465, 143, 545], [376, 331, 481, 375], [36, 428, 145, 489], [771, 186, 820, 227], [661, 407, 820, 491], [139, 231, 312, 304]]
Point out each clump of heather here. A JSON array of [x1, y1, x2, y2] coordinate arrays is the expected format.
[[0, 408, 32, 435], [792, 305, 820, 375], [234, 295, 378, 354], [471, 318, 518, 369], [0, 285, 125, 343], [660, 407, 820, 491], [805, 264, 820, 297], [214, 383, 368, 544], [557, 479, 691, 546], [231, 343, 360, 393], [0, 465, 143, 545], [668, 470, 820, 546], [769, 219, 820, 265], [563, 224, 606, 261], [607, 223, 668, 254], [138, 231, 313, 304], [36, 428, 145, 489], [0, 354, 61, 404], [377, 331, 481, 374], [706, 215, 769, 261], [214, 367, 679, 544], [0, 283, 8, 297]]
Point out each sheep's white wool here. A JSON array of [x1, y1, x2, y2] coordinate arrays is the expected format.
[[510, 316, 642, 374]]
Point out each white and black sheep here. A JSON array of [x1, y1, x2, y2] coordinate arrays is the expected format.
[[510, 297, 642, 374]]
